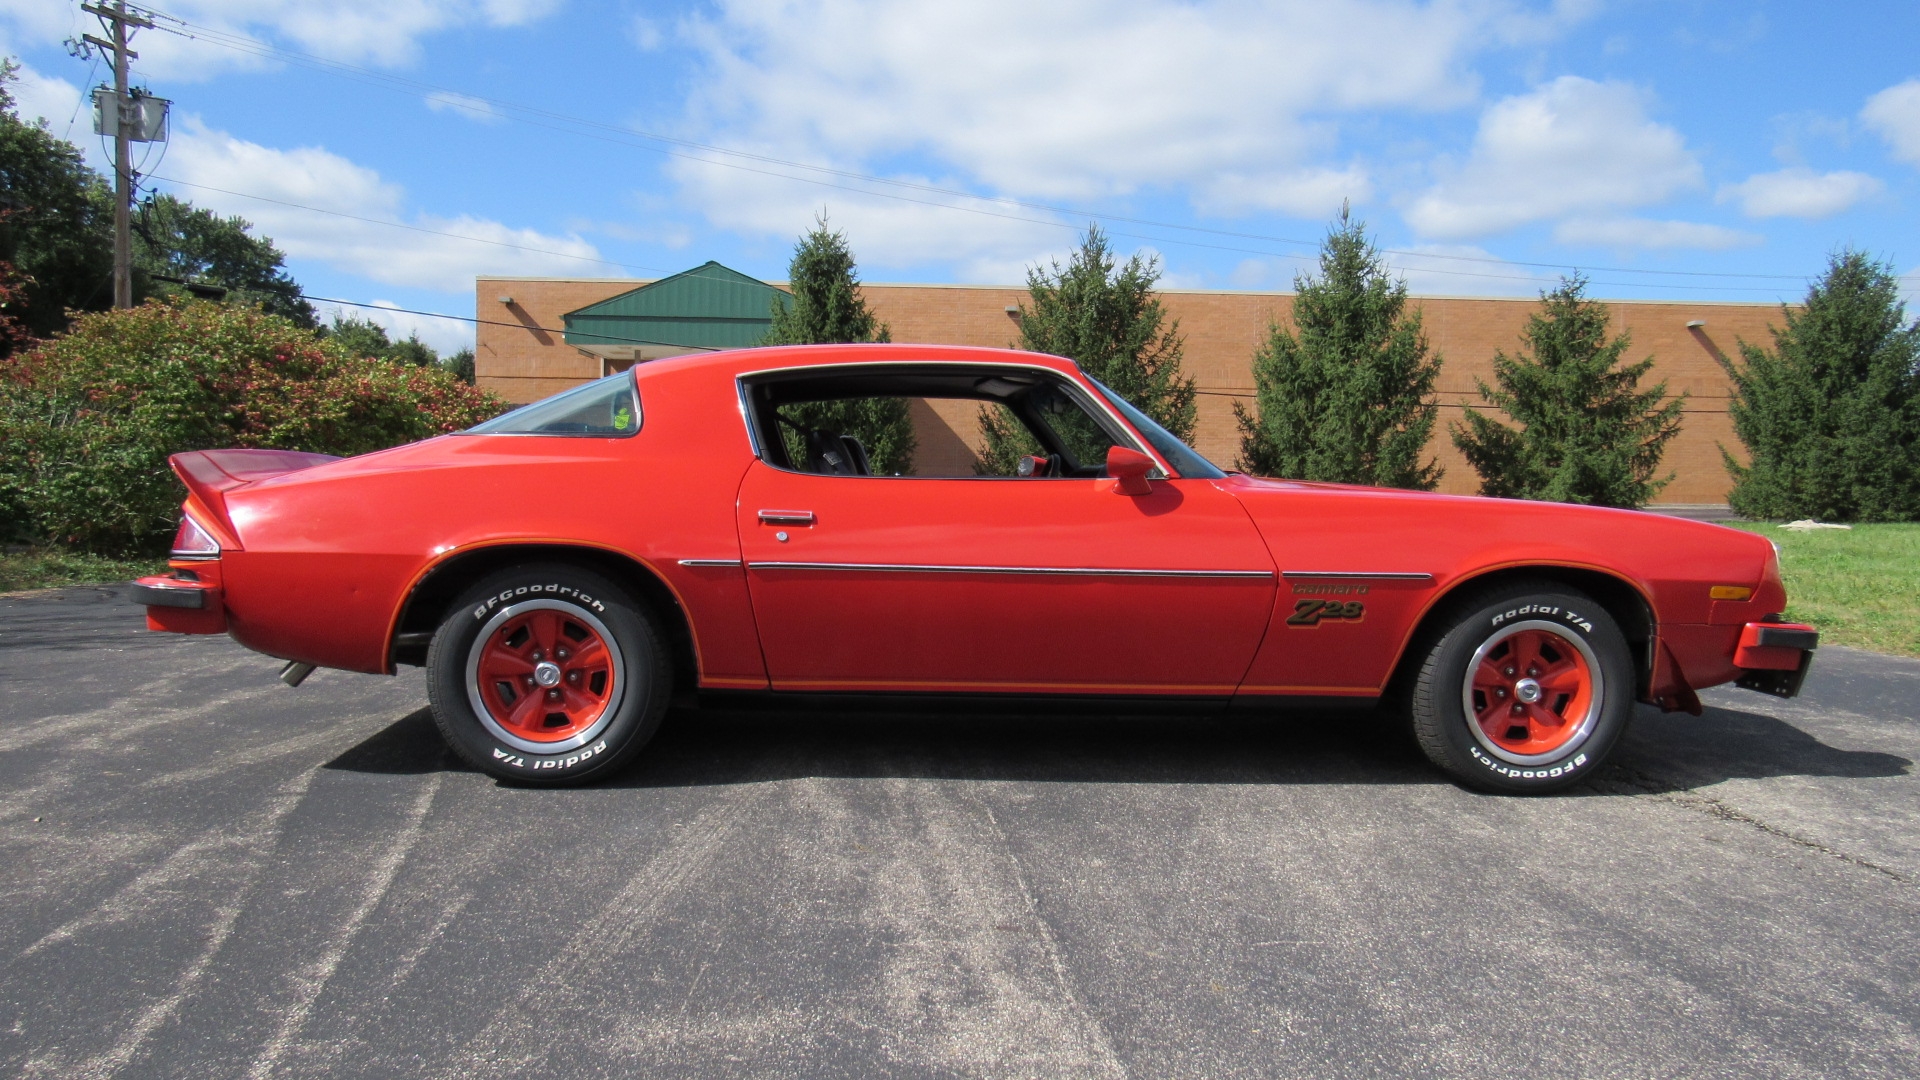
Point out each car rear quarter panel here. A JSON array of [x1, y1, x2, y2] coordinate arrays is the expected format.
[[1221, 477, 1777, 695], [215, 363, 766, 684]]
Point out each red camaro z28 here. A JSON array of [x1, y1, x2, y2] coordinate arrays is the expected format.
[[131, 344, 1817, 792]]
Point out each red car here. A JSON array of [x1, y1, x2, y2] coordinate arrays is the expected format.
[[131, 344, 1816, 792]]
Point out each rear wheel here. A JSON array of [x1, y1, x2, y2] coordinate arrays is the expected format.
[[1410, 583, 1633, 794], [427, 564, 669, 784]]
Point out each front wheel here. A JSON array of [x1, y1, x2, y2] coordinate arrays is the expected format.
[[427, 564, 670, 784], [1409, 584, 1634, 794]]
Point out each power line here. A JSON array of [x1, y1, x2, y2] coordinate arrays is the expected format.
[[136, 4, 1813, 290], [149, 173, 1796, 298], [147, 174, 674, 276]]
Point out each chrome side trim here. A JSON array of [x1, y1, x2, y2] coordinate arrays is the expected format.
[[677, 559, 745, 568], [736, 376, 766, 460], [749, 561, 1273, 579], [1282, 571, 1433, 581]]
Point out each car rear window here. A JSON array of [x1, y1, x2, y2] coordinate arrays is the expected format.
[[464, 374, 641, 437]]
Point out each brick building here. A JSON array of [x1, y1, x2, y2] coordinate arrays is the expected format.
[[475, 262, 1782, 506]]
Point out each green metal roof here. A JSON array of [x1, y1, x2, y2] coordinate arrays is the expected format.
[[563, 261, 788, 351]]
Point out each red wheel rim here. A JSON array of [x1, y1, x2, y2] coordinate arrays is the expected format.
[[1466, 625, 1597, 760], [473, 606, 618, 744]]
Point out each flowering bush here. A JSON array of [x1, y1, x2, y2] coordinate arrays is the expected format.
[[0, 298, 507, 552]]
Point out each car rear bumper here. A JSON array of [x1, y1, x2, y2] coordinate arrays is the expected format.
[[1733, 621, 1818, 699], [132, 574, 227, 634]]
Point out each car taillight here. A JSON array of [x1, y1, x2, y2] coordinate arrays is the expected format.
[[171, 514, 221, 559]]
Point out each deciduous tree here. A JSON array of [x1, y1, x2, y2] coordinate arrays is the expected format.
[[0, 61, 114, 338], [133, 194, 315, 326]]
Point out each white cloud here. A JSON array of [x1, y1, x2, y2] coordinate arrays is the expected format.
[[1194, 166, 1372, 218], [1861, 78, 1920, 166], [0, 57, 117, 170], [163, 118, 608, 292], [677, 0, 1592, 205], [1405, 76, 1703, 240], [1717, 167, 1882, 219], [1552, 217, 1760, 251], [424, 90, 502, 123], [667, 153, 1071, 284], [1384, 244, 1557, 297], [3, 56, 83, 127], [629, 15, 665, 51], [0, 0, 564, 78], [315, 299, 473, 356]]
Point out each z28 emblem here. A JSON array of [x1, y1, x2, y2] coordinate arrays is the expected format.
[[1288, 599, 1365, 626]]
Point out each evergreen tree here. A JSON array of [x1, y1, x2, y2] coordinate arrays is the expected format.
[[1721, 250, 1920, 522], [133, 194, 315, 326], [762, 215, 915, 475], [1452, 276, 1685, 508], [1235, 208, 1442, 489], [443, 348, 476, 384], [980, 225, 1195, 474]]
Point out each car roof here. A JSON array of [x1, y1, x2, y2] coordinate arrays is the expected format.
[[633, 343, 1083, 383]]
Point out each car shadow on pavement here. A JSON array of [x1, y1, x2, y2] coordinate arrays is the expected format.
[[325, 704, 1440, 786], [324, 699, 1910, 793], [1596, 703, 1912, 795], [324, 708, 473, 774]]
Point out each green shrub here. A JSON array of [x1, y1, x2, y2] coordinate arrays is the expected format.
[[0, 298, 507, 553]]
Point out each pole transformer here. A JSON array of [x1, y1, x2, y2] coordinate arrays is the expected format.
[[81, 1, 154, 310]]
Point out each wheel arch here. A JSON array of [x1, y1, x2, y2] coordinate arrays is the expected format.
[[1384, 564, 1656, 704], [388, 543, 698, 693]]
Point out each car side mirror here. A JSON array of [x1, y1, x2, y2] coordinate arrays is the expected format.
[[1106, 446, 1155, 496]]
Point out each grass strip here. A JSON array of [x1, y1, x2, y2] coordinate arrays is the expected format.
[[1728, 522, 1920, 659], [0, 549, 168, 594]]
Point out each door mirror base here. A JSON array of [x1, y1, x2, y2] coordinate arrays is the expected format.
[[1106, 446, 1155, 496]]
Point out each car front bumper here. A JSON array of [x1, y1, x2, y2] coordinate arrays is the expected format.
[[1733, 621, 1818, 699]]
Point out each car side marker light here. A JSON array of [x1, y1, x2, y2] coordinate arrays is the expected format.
[[1710, 586, 1754, 601]]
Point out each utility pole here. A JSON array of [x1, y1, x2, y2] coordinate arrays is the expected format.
[[81, 2, 153, 309]]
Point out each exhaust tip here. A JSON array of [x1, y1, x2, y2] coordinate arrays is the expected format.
[[279, 661, 316, 688]]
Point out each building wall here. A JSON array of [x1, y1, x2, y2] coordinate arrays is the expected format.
[[476, 277, 1782, 505]]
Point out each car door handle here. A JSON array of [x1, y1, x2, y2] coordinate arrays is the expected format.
[[758, 509, 815, 526]]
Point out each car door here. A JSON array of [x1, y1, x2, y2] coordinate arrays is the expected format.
[[733, 377, 1276, 695]]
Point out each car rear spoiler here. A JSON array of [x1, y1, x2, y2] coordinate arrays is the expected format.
[[170, 448, 342, 533]]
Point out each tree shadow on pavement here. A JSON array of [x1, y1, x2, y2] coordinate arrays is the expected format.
[[323, 699, 1909, 794]]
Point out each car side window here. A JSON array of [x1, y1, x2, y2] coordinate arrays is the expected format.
[[744, 366, 1137, 479], [464, 374, 640, 437]]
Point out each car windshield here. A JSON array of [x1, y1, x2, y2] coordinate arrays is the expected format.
[[464, 374, 640, 437], [1089, 378, 1226, 479]]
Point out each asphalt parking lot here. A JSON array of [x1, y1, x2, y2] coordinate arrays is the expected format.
[[2, 585, 1916, 1079]]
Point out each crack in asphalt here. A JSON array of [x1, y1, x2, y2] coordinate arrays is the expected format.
[[1599, 765, 1914, 887]]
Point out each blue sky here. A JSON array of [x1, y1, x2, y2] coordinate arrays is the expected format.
[[3, 0, 1917, 353]]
